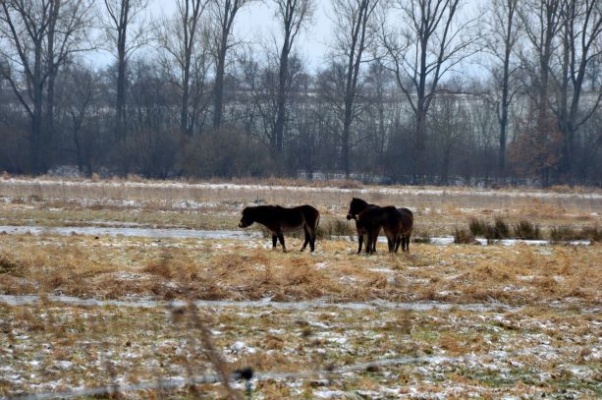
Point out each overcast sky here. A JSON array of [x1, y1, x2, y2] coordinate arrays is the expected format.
[[147, 0, 331, 72], [89, 0, 484, 77]]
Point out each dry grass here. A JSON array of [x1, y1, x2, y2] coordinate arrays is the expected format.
[[1, 178, 601, 398], [1, 176, 601, 237], [1, 232, 600, 306]]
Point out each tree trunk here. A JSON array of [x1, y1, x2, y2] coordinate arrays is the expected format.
[[116, 31, 128, 140], [274, 39, 290, 153], [213, 44, 226, 130], [115, 0, 130, 140]]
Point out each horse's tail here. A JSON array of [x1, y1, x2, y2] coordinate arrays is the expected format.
[[306, 205, 320, 231]]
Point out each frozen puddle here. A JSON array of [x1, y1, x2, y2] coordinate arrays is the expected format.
[[4, 293, 598, 314], [0, 294, 522, 313], [0, 225, 590, 246], [0, 225, 261, 240], [430, 236, 591, 246]]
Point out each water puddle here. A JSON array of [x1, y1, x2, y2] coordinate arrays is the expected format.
[[0, 294, 520, 313], [0, 225, 261, 240], [0, 225, 590, 246], [4, 294, 597, 321], [430, 237, 591, 246]]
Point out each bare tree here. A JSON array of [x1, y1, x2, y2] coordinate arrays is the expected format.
[[362, 61, 397, 176], [155, 0, 211, 136], [517, 0, 564, 184], [208, 0, 255, 130], [331, 0, 380, 177], [430, 91, 470, 185], [553, 0, 602, 182], [57, 65, 99, 174], [102, 0, 148, 140], [271, 0, 313, 155], [483, 0, 521, 181], [248, 51, 306, 167], [0, 0, 94, 173], [381, 0, 476, 182]]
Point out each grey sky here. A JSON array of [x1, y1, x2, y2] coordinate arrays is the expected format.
[[148, 0, 331, 71]]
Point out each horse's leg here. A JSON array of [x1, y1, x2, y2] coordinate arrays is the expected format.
[[370, 229, 380, 254], [385, 228, 396, 253], [277, 232, 287, 252], [300, 227, 309, 252], [357, 233, 363, 254], [370, 229, 379, 254], [272, 234, 278, 249], [386, 236, 394, 252], [365, 234, 372, 254], [308, 227, 316, 252]]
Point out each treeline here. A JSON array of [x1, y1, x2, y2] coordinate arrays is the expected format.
[[1, 0, 601, 186]]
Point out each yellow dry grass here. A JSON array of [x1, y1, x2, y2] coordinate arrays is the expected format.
[[1, 232, 600, 306], [1, 178, 601, 399], [1, 177, 601, 236]]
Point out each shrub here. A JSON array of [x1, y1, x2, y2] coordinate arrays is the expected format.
[[550, 226, 587, 242], [493, 217, 511, 239], [513, 220, 542, 240], [454, 227, 475, 244], [468, 218, 488, 237], [580, 226, 602, 242], [181, 128, 272, 178], [0, 254, 21, 275], [469, 217, 510, 243]]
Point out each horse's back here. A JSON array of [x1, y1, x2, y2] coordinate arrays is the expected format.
[[296, 204, 320, 229], [398, 207, 413, 222], [272, 204, 319, 231]]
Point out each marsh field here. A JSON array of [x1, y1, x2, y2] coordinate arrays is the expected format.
[[0, 177, 601, 399]]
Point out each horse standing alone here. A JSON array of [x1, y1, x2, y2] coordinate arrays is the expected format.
[[239, 205, 320, 252]]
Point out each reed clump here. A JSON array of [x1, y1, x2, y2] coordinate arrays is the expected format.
[[513, 220, 542, 240], [453, 227, 475, 244], [581, 225, 602, 242], [0, 253, 22, 275], [550, 226, 583, 242], [468, 217, 511, 243]]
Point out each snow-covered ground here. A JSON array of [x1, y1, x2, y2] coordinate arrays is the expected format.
[[1, 178, 601, 398]]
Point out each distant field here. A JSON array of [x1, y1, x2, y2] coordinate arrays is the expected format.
[[1, 176, 601, 236], [0, 177, 601, 399]]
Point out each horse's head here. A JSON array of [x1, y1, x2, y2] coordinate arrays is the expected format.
[[346, 197, 368, 220], [239, 207, 255, 228]]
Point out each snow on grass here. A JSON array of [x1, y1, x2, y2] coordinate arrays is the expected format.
[[1, 297, 600, 398], [1, 179, 601, 398]]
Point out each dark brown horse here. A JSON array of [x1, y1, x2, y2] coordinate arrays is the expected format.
[[346, 197, 379, 253], [347, 198, 400, 254], [394, 207, 414, 252], [357, 205, 406, 254], [347, 198, 413, 254], [354, 208, 389, 254], [239, 205, 320, 252]]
